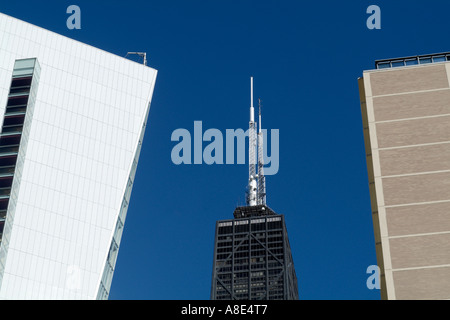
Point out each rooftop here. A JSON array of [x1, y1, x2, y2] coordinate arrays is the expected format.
[[233, 204, 277, 219], [375, 52, 450, 70]]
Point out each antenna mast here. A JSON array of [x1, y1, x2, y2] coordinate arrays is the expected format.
[[247, 77, 258, 206], [125, 52, 147, 66], [257, 98, 266, 205]]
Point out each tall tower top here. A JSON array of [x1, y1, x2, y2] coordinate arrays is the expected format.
[[246, 77, 266, 207], [247, 77, 257, 206]]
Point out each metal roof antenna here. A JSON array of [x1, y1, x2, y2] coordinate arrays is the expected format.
[[125, 52, 147, 66], [247, 76, 258, 206], [257, 98, 266, 205]]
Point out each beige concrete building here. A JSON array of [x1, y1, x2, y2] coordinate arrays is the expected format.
[[359, 53, 450, 300]]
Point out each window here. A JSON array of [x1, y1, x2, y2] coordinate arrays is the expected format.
[[377, 62, 390, 69], [405, 58, 418, 66], [419, 57, 432, 64], [391, 60, 405, 68], [376, 53, 450, 69], [433, 55, 446, 63]]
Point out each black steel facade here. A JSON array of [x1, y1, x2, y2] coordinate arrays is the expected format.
[[211, 205, 298, 300]]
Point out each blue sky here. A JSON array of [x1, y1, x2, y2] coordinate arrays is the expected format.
[[1, 0, 450, 300]]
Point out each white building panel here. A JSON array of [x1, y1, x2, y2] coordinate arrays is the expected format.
[[0, 12, 157, 299]]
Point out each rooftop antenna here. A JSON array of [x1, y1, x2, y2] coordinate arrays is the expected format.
[[125, 52, 147, 66], [257, 98, 266, 205], [247, 76, 258, 206]]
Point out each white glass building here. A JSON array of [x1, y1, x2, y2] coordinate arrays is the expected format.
[[0, 12, 157, 299]]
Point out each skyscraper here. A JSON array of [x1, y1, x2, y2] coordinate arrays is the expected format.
[[0, 13, 157, 299], [359, 53, 450, 300], [210, 78, 298, 300]]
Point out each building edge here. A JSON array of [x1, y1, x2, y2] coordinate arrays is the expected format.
[[358, 76, 388, 300], [95, 70, 158, 299]]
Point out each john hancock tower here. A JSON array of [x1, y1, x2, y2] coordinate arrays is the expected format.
[[210, 77, 299, 300]]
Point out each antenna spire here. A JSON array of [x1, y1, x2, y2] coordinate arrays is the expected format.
[[246, 77, 267, 207], [247, 77, 257, 206], [257, 98, 266, 205]]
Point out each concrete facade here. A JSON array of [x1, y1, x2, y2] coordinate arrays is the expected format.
[[359, 60, 450, 299]]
